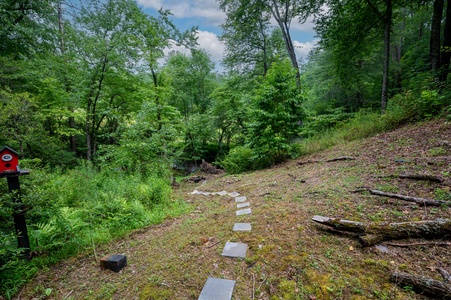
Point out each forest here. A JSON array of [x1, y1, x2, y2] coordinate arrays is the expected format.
[[0, 0, 450, 297]]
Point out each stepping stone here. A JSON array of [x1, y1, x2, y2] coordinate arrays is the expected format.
[[198, 277, 236, 300], [235, 196, 247, 203], [236, 208, 252, 216], [201, 192, 211, 196], [237, 202, 250, 208], [233, 223, 252, 231], [190, 190, 201, 195], [222, 242, 248, 258], [217, 191, 228, 196], [228, 191, 240, 197]]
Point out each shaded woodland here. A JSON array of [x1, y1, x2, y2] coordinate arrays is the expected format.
[[0, 0, 450, 298]]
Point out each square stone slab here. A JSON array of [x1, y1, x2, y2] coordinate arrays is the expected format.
[[235, 196, 247, 203], [237, 202, 250, 208], [222, 242, 248, 258], [228, 191, 240, 197], [198, 277, 236, 300], [217, 191, 228, 196], [233, 223, 252, 231], [236, 208, 252, 216]]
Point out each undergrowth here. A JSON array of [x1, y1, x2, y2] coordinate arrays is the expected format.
[[0, 163, 190, 299]]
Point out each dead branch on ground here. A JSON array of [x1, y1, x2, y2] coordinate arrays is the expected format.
[[369, 189, 451, 207], [391, 272, 451, 299], [399, 173, 443, 183], [312, 215, 451, 246]]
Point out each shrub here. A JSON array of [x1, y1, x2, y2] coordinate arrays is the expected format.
[[0, 162, 188, 298], [220, 146, 255, 174]]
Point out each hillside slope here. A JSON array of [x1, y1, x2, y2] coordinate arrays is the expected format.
[[17, 119, 450, 300]]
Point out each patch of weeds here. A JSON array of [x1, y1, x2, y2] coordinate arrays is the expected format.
[[375, 184, 398, 193], [139, 283, 173, 299], [435, 188, 451, 201], [325, 248, 334, 259], [148, 275, 164, 284], [92, 283, 117, 300], [277, 279, 298, 299], [428, 147, 446, 156], [292, 194, 303, 203], [369, 211, 384, 221]]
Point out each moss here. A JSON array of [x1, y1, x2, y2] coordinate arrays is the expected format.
[[139, 284, 173, 299], [277, 279, 298, 299], [303, 269, 333, 298]]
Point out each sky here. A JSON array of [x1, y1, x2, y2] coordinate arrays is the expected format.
[[136, 0, 318, 71]]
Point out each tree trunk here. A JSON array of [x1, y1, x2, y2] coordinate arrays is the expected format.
[[312, 216, 451, 246], [381, 0, 392, 112], [269, 0, 301, 89], [430, 0, 444, 72], [69, 115, 76, 153], [391, 272, 451, 299], [440, 0, 451, 82], [58, 1, 65, 54]]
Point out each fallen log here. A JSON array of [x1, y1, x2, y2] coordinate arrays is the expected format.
[[326, 156, 355, 162], [311, 216, 365, 233], [437, 266, 451, 282], [369, 189, 451, 207], [312, 216, 451, 246], [399, 173, 443, 183], [297, 159, 319, 165], [391, 272, 451, 299], [385, 241, 451, 247]]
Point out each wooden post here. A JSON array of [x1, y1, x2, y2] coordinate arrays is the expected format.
[[7, 175, 30, 258]]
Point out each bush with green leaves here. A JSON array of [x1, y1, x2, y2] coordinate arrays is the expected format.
[[220, 146, 255, 174], [0, 163, 188, 298], [248, 59, 304, 165]]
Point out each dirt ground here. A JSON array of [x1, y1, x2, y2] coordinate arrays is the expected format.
[[15, 119, 451, 300]]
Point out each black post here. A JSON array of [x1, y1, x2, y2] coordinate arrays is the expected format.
[[7, 175, 30, 258]]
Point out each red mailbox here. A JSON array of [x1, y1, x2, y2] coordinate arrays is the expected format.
[[0, 146, 19, 174]]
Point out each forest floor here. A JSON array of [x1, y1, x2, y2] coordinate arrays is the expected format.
[[16, 119, 451, 300]]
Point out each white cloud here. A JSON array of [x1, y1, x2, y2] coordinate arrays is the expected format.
[[160, 30, 225, 70], [293, 39, 318, 60], [137, 0, 226, 26], [196, 30, 225, 63], [290, 15, 316, 34]]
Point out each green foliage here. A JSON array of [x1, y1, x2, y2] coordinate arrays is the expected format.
[[248, 59, 304, 165], [220, 146, 255, 174], [0, 164, 189, 298], [295, 108, 406, 156], [301, 107, 354, 137]]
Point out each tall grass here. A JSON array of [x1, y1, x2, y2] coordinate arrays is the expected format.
[[294, 106, 409, 156], [0, 163, 190, 298]]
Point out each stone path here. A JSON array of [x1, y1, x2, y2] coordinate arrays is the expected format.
[[198, 278, 236, 300], [189, 189, 253, 299]]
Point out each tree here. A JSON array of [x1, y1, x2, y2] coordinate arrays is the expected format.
[[219, 0, 277, 76], [210, 75, 248, 155], [70, 0, 167, 160], [219, 0, 317, 87], [248, 59, 304, 165], [0, 0, 58, 56], [430, 0, 444, 72], [165, 50, 218, 163], [440, 0, 451, 82], [315, 0, 397, 112]]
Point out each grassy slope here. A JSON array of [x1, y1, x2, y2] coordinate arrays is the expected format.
[[16, 119, 450, 300]]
